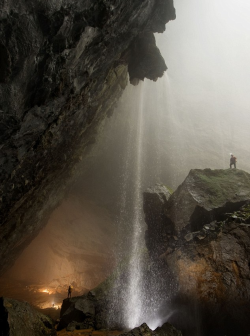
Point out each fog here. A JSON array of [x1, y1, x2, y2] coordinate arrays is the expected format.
[[155, 0, 250, 175]]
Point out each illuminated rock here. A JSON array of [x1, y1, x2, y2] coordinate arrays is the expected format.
[[0, 297, 56, 336], [119, 322, 182, 336]]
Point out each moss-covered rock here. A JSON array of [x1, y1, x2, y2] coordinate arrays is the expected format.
[[166, 168, 250, 234]]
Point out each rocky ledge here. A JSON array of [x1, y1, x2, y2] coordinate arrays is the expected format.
[[0, 0, 175, 274], [143, 169, 250, 336]]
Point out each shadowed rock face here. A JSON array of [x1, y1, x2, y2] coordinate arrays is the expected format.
[[143, 169, 250, 336], [143, 184, 172, 257], [0, 297, 56, 336], [0, 0, 175, 274]]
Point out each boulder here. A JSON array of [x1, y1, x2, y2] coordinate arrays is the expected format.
[[0, 297, 56, 336], [57, 292, 96, 331], [155, 322, 182, 336], [119, 322, 182, 336], [164, 169, 250, 235]]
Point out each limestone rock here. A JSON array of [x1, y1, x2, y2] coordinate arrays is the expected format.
[[0, 297, 55, 336], [165, 169, 250, 235], [143, 169, 250, 335]]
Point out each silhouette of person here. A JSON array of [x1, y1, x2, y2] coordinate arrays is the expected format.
[[230, 154, 237, 169], [68, 285, 72, 298]]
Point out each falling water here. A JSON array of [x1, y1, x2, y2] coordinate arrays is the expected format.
[[125, 84, 145, 329]]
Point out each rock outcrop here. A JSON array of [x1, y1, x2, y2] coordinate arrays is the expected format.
[[0, 0, 175, 274], [143, 184, 172, 257], [0, 297, 56, 336], [120, 323, 182, 336], [143, 169, 250, 336], [57, 292, 96, 331]]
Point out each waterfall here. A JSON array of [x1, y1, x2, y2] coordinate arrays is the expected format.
[[125, 84, 145, 329], [105, 77, 174, 330]]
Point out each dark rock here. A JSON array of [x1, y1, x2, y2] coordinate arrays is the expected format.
[[143, 169, 250, 336], [155, 322, 182, 336], [57, 292, 96, 331], [119, 323, 182, 336], [128, 32, 167, 84], [0, 0, 175, 274], [144, 184, 172, 257], [0, 297, 56, 336], [66, 321, 77, 331], [164, 169, 250, 235]]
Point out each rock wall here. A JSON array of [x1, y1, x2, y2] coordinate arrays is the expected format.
[[143, 169, 250, 336], [0, 0, 175, 274]]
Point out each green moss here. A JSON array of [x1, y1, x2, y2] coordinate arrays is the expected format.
[[190, 169, 250, 207], [164, 185, 174, 194]]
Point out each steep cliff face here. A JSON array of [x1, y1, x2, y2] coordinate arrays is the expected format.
[[143, 169, 250, 336], [0, 0, 176, 274]]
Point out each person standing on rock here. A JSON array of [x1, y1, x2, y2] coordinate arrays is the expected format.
[[230, 153, 237, 169], [68, 285, 72, 299]]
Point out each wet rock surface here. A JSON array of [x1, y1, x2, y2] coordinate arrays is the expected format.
[[120, 323, 182, 336], [0, 297, 56, 336], [0, 0, 175, 274], [144, 169, 250, 336], [143, 184, 172, 257]]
